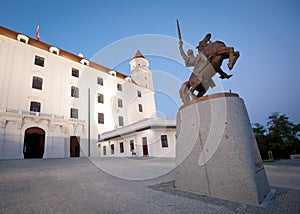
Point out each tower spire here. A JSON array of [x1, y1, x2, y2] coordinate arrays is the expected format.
[[133, 50, 144, 58]]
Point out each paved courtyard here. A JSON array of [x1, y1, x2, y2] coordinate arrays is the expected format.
[[0, 157, 299, 213]]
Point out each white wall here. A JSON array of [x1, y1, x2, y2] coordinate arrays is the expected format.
[[98, 128, 176, 158], [0, 32, 158, 159]]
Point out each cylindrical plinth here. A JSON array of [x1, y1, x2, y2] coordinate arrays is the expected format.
[[175, 93, 270, 205]]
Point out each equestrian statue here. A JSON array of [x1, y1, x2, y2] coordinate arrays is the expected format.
[[177, 19, 240, 104]]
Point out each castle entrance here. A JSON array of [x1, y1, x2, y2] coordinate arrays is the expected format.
[[23, 127, 45, 159]]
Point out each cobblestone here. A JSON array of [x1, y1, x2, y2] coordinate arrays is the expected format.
[[0, 158, 299, 213]]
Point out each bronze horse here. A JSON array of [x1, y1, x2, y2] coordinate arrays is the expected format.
[[180, 34, 240, 103], [197, 33, 240, 73]]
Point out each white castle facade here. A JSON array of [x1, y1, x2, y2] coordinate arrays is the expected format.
[[0, 26, 176, 159]]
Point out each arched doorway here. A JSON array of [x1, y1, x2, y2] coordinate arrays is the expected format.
[[23, 127, 45, 159]]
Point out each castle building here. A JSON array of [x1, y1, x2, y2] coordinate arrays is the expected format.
[[0, 26, 176, 159]]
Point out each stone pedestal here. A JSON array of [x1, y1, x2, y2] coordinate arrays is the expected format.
[[175, 93, 270, 205]]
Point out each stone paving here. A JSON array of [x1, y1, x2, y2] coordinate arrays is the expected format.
[[0, 158, 299, 214]]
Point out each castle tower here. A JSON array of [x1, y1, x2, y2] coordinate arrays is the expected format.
[[129, 50, 153, 89]]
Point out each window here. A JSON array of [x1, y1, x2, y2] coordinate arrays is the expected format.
[[111, 144, 114, 154], [130, 140, 134, 151], [97, 77, 103, 85], [80, 59, 89, 66], [17, 34, 29, 44], [118, 98, 123, 108], [120, 142, 124, 153], [72, 68, 79, 78], [103, 146, 106, 155], [34, 55, 44, 67], [98, 113, 104, 124], [70, 108, 78, 119], [32, 76, 43, 90], [71, 86, 79, 98], [109, 70, 116, 76], [117, 83, 122, 91], [118, 116, 124, 126], [137, 90, 141, 98], [161, 135, 168, 148], [30, 101, 41, 112], [49, 47, 59, 55], [98, 93, 104, 104], [138, 104, 143, 112]]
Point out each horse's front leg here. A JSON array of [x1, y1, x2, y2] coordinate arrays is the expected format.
[[216, 47, 236, 70], [227, 50, 240, 70], [232, 51, 240, 67]]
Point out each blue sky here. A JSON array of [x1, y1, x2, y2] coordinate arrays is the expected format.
[[1, 0, 299, 125]]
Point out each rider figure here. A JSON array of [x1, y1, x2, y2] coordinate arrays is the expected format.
[[179, 40, 196, 67]]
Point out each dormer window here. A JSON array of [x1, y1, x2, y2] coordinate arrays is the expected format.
[[80, 59, 89, 66], [109, 70, 116, 76], [125, 77, 132, 82], [17, 34, 29, 44], [49, 47, 60, 55]]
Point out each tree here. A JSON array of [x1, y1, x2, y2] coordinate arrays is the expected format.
[[252, 112, 300, 160], [266, 112, 300, 159]]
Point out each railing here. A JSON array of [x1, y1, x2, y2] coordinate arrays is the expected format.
[[22, 110, 37, 116], [6, 108, 18, 114], [69, 118, 85, 123], [3, 108, 85, 123], [40, 113, 52, 118], [54, 115, 64, 120]]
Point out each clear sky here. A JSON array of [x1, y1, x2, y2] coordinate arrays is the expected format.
[[1, 0, 299, 125]]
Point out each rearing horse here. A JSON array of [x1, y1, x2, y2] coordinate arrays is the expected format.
[[197, 33, 240, 72]]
